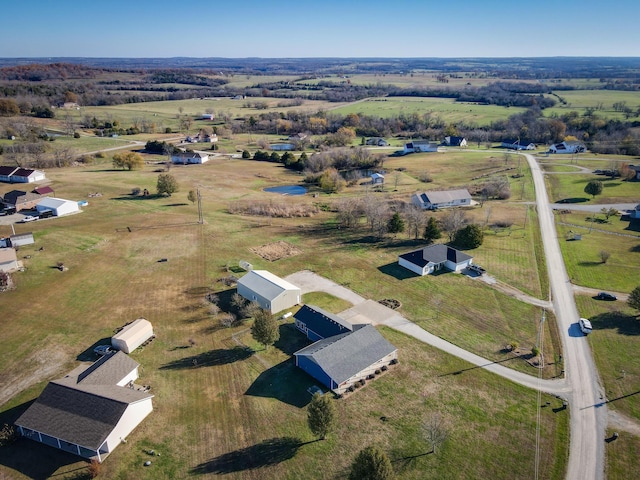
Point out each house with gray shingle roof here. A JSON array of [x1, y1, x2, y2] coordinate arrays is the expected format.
[[294, 305, 354, 342], [294, 324, 397, 395], [15, 351, 153, 462], [411, 189, 472, 210], [399, 243, 473, 276]]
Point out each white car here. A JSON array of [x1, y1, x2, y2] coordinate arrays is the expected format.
[[21, 215, 38, 223], [579, 318, 592, 335]]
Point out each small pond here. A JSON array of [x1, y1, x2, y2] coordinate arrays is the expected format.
[[264, 185, 307, 196]]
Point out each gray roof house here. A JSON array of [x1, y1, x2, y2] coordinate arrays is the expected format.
[[294, 324, 398, 395], [15, 351, 153, 462], [411, 189, 472, 210], [399, 244, 473, 276], [236, 270, 301, 314]]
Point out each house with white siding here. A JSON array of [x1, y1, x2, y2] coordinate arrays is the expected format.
[[15, 351, 153, 462], [171, 151, 210, 164], [411, 189, 472, 210], [236, 270, 301, 314], [549, 141, 586, 154], [398, 244, 473, 276], [403, 140, 439, 154]]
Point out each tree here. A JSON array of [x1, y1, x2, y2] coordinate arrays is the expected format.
[[453, 224, 484, 249], [423, 414, 449, 454], [250, 309, 279, 350], [349, 446, 394, 480], [423, 217, 441, 243], [157, 173, 178, 196], [441, 209, 467, 241], [627, 286, 640, 313], [319, 168, 346, 193], [241, 149, 251, 159], [187, 190, 197, 204], [599, 250, 611, 264], [307, 393, 335, 440], [112, 152, 144, 171], [584, 180, 603, 199], [387, 212, 405, 236], [600, 207, 618, 222]]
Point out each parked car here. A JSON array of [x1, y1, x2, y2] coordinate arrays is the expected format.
[[94, 345, 115, 356], [39, 210, 54, 219], [468, 264, 486, 274], [595, 292, 617, 301], [579, 318, 593, 335], [20, 215, 38, 223]]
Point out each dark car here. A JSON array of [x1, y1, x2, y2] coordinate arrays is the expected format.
[[595, 292, 617, 301]]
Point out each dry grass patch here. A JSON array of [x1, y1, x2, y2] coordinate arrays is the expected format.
[[250, 241, 303, 262]]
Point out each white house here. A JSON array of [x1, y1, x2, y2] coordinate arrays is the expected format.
[[36, 197, 80, 217], [366, 137, 388, 146], [171, 152, 210, 164], [0, 166, 46, 183], [15, 351, 153, 462], [236, 270, 301, 314], [443, 136, 467, 147], [501, 139, 535, 150], [411, 189, 472, 210], [0, 248, 19, 273], [549, 141, 586, 154], [403, 140, 439, 154], [398, 244, 473, 276], [111, 318, 154, 354], [201, 113, 214, 120]]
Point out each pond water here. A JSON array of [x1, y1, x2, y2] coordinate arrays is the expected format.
[[264, 185, 307, 196]]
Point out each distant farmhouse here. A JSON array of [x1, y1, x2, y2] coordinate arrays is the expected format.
[[411, 189, 472, 210], [171, 151, 210, 164], [0, 166, 46, 184], [403, 140, 439, 154], [501, 139, 535, 150], [236, 270, 301, 314], [293, 305, 398, 395], [442, 136, 467, 147], [398, 244, 473, 276], [549, 141, 586, 154], [15, 351, 153, 462], [366, 137, 388, 146]]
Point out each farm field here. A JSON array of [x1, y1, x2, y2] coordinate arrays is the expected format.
[[545, 170, 639, 204], [330, 96, 527, 126], [0, 151, 570, 479], [544, 90, 640, 121]]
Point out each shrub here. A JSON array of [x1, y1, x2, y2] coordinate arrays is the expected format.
[[0, 424, 17, 447], [359, 379, 366, 386], [131, 187, 141, 196], [375, 369, 381, 375], [381, 365, 388, 371]]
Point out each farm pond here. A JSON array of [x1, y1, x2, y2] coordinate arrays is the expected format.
[[264, 185, 307, 196]]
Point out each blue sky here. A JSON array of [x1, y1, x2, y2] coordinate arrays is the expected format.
[[1, 0, 639, 58]]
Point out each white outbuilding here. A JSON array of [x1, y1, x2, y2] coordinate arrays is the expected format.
[[236, 270, 301, 314], [111, 318, 154, 354], [36, 197, 80, 217]]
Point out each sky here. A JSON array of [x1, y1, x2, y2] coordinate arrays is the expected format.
[[1, 0, 639, 58]]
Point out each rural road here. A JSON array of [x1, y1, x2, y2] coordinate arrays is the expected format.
[[524, 152, 606, 480]]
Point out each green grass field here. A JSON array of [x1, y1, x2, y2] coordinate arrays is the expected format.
[[544, 90, 640, 121], [546, 171, 640, 204]]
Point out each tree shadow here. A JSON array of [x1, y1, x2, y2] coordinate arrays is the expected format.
[[163, 203, 188, 207], [245, 360, 314, 408], [630, 244, 640, 252], [556, 197, 589, 204], [577, 261, 603, 267], [590, 311, 640, 336], [0, 402, 83, 480], [378, 262, 420, 280], [159, 346, 254, 370], [273, 323, 312, 355], [111, 194, 164, 201], [189, 437, 306, 475], [76, 337, 112, 361], [624, 219, 640, 233]]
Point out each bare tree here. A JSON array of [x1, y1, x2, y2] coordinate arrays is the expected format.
[[335, 198, 363, 228], [441, 209, 468, 241], [404, 204, 427, 239], [219, 312, 236, 328], [423, 414, 449, 454]]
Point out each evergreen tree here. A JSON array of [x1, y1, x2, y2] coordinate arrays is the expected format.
[[250, 309, 280, 350], [349, 446, 394, 480], [453, 224, 484, 249], [423, 217, 442, 243], [387, 212, 405, 236], [307, 393, 336, 440], [628, 286, 640, 313]]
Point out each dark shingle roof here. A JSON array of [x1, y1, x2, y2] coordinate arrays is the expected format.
[[399, 244, 472, 268], [294, 325, 397, 384], [294, 305, 352, 339], [3, 190, 40, 206]]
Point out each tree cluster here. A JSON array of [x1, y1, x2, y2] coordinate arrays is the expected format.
[[112, 152, 144, 170]]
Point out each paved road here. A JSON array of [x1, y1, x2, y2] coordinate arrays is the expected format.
[[551, 203, 637, 214], [524, 153, 606, 480]]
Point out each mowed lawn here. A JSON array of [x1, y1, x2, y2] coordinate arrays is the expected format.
[[0, 155, 568, 479], [545, 170, 639, 204]]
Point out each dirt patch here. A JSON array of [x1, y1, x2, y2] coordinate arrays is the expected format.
[[250, 241, 302, 262]]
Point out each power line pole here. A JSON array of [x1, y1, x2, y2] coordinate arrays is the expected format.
[[197, 189, 203, 224]]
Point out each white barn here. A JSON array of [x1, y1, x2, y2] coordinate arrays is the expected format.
[[549, 141, 586, 154], [403, 140, 439, 154], [236, 270, 301, 314], [112, 318, 154, 354], [15, 351, 153, 462], [36, 197, 80, 217], [171, 152, 210, 164]]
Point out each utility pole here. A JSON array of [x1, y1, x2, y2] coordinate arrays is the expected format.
[[197, 189, 203, 224]]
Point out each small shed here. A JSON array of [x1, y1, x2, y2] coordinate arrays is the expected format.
[[0, 248, 19, 273], [371, 173, 385, 184], [111, 318, 154, 354], [36, 197, 80, 217], [9, 232, 35, 247]]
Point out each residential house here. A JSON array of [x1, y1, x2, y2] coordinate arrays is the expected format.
[[201, 113, 214, 120], [288, 133, 308, 141], [442, 136, 467, 147], [366, 137, 388, 146], [2, 190, 43, 212], [294, 324, 398, 395], [0, 166, 46, 183], [501, 139, 535, 150], [36, 197, 80, 217], [398, 243, 473, 276], [411, 189, 472, 210], [294, 305, 353, 342], [0, 248, 19, 273], [171, 152, 210, 164], [236, 270, 301, 314], [549, 141, 586, 154], [15, 351, 154, 462], [403, 140, 439, 154]]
